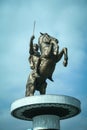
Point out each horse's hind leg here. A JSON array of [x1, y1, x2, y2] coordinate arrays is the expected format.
[[29, 84, 35, 96], [25, 83, 35, 96], [40, 82, 47, 95]]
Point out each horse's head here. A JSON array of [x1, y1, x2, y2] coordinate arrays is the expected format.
[[38, 33, 59, 55]]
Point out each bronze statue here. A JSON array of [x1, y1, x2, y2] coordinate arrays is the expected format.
[[25, 32, 68, 96], [29, 35, 40, 77]]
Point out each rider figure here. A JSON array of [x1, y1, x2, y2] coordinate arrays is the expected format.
[[29, 35, 40, 78]]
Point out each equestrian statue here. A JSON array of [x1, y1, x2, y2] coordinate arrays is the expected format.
[[25, 31, 68, 96]]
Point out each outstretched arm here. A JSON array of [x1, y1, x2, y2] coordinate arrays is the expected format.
[[29, 35, 35, 54]]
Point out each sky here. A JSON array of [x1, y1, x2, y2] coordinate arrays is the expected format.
[[0, 0, 87, 130]]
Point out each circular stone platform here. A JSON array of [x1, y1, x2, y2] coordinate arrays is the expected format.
[[11, 95, 81, 121]]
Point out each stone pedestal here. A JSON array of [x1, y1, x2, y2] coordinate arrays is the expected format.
[[33, 115, 60, 130], [11, 95, 81, 130]]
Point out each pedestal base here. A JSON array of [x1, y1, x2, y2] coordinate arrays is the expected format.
[[33, 115, 60, 130], [11, 95, 81, 130]]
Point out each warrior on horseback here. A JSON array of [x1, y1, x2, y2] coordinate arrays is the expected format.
[[25, 32, 68, 96]]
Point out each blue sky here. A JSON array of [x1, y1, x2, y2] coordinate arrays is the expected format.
[[0, 0, 87, 130]]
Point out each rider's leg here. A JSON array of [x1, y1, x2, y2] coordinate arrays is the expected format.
[[34, 58, 41, 77]]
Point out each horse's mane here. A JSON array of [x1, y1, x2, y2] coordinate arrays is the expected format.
[[38, 33, 51, 45]]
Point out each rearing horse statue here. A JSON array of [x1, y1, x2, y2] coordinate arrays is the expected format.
[[25, 33, 68, 96]]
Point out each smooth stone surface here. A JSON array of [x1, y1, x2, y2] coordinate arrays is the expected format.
[[33, 115, 60, 130], [11, 94, 81, 121]]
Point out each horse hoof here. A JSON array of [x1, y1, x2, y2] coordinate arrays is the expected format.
[[63, 60, 68, 67]]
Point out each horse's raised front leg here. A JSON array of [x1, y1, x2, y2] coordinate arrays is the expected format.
[[57, 47, 68, 67], [63, 48, 68, 67]]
